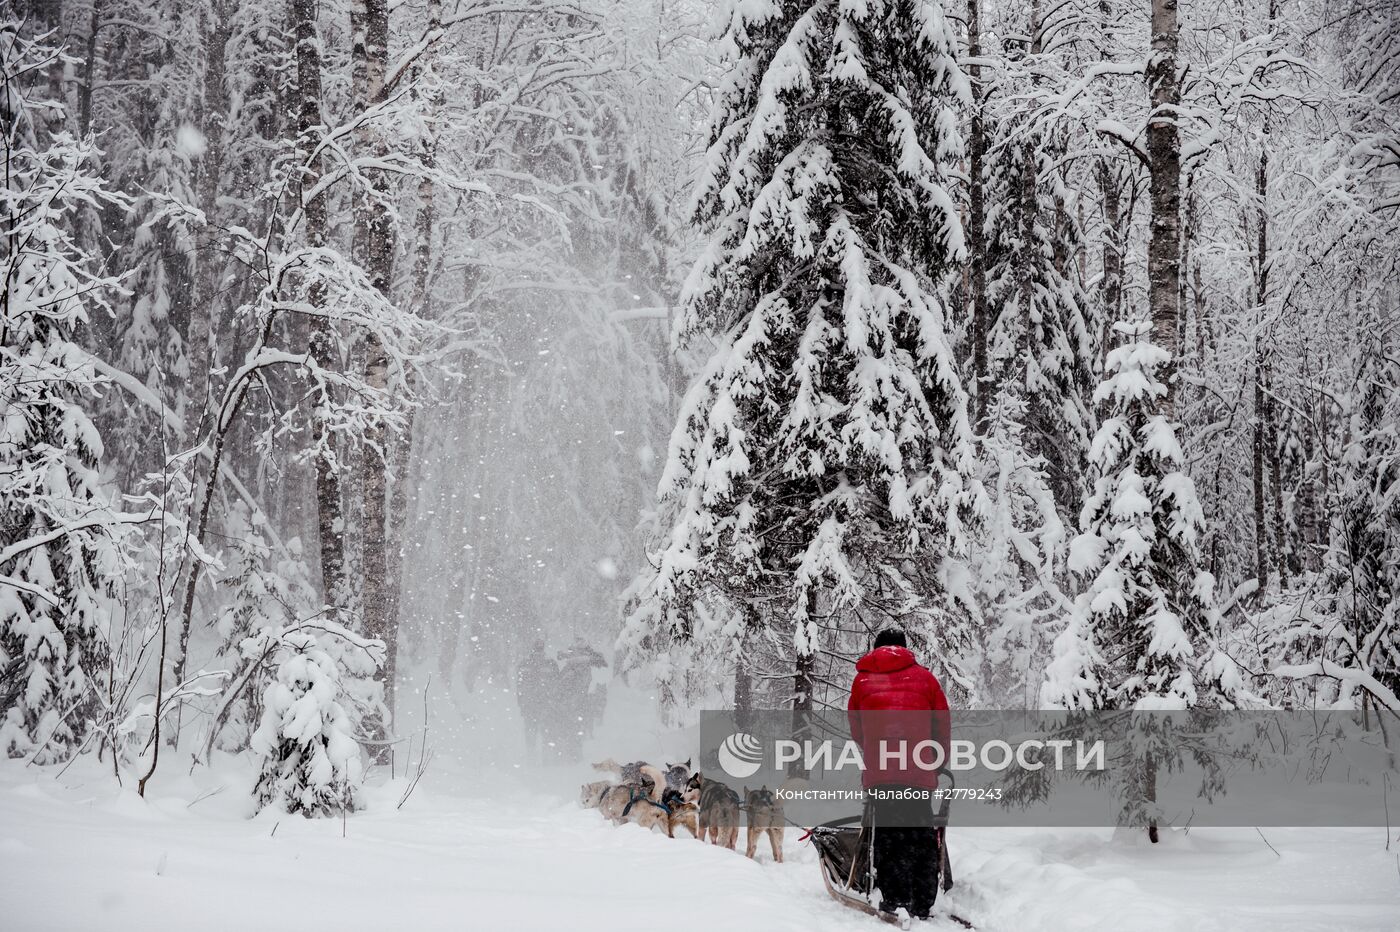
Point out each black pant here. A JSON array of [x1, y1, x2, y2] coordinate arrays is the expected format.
[[865, 788, 940, 919]]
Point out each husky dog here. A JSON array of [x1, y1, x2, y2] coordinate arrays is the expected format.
[[620, 794, 671, 832], [598, 778, 670, 831], [744, 786, 784, 862], [594, 757, 693, 802], [691, 773, 741, 850], [661, 759, 693, 793], [593, 758, 666, 802], [661, 788, 700, 840], [579, 780, 612, 809], [598, 777, 655, 822]]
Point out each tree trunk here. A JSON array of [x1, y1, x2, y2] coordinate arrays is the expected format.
[[1252, 38, 1280, 592], [1076, 195, 1088, 281], [1144, 0, 1180, 843], [185, 0, 233, 443], [356, 0, 398, 729], [360, 347, 392, 678], [1253, 347, 1269, 592], [734, 652, 753, 733], [1192, 260, 1207, 361], [1145, 750, 1159, 843], [787, 592, 818, 778], [1096, 0, 1122, 369], [1019, 139, 1037, 371], [1146, 0, 1181, 413], [78, 0, 102, 138], [1097, 160, 1123, 365], [1266, 359, 1288, 585], [966, 0, 989, 422], [1178, 178, 1196, 369], [734, 605, 757, 730], [790, 643, 814, 777], [383, 419, 414, 655], [1260, 0, 1286, 588], [350, 0, 368, 110], [292, 0, 348, 610], [1294, 448, 1317, 573]]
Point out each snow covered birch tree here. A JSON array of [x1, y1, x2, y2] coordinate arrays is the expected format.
[[352, 0, 399, 729], [625, 0, 980, 707], [1146, 0, 1182, 412]]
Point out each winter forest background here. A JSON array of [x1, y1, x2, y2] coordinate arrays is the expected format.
[[3, 0, 1399, 821]]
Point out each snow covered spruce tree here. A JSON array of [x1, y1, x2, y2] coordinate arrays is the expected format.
[[245, 622, 385, 817], [624, 0, 979, 707], [1044, 321, 1241, 837], [1, 23, 130, 762], [1045, 320, 1235, 710], [982, 118, 1095, 519]]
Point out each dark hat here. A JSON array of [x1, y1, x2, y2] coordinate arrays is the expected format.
[[873, 628, 907, 649]]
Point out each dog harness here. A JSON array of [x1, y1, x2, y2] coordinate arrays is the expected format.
[[621, 786, 670, 819]]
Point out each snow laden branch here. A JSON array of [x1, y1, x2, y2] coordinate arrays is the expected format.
[[1272, 660, 1400, 711]]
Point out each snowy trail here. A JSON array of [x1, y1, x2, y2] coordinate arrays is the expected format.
[[2, 761, 1397, 932]]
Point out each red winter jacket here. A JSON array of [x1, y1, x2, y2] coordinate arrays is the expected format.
[[846, 646, 951, 790]]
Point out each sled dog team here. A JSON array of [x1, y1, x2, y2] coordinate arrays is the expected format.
[[581, 758, 784, 862]]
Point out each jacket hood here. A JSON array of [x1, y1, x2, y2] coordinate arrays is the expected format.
[[856, 645, 917, 674]]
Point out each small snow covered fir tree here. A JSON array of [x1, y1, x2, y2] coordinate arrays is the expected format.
[[1044, 321, 1235, 712], [1, 23, 129, 762], [1044, 320, 1240, 837], [208, 505, 320, 753], [624, 0, 979, 700], [246, 622, 385, 817]]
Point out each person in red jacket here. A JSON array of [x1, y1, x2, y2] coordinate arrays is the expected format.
[[847, 628, 950, 920], [848, 630, 951, 788]]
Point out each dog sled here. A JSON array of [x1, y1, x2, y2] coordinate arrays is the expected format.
[[806, 769, 967, 930]]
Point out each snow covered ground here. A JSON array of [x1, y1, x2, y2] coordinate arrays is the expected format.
[[3, 754, 1397, 932]]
